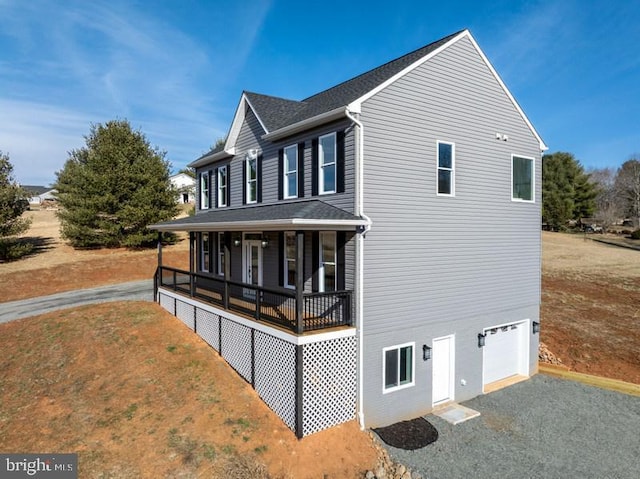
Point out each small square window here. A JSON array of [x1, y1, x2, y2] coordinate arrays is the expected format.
[[383, 343, 415, 392]]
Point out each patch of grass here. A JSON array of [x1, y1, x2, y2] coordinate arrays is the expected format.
[[254, 445, 268, 454], [123, 403, 138, 420], [166, 345, 177, 353]]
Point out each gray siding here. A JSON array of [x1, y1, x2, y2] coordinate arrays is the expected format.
[[359, 36, 542, 426]]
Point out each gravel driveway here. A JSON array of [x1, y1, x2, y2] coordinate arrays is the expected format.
[[381, 374, 640, 479]]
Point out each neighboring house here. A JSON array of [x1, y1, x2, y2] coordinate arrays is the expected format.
[[24, 185, 57, 205], [150, 29, 546, 438], [170, 173, 196, 204]]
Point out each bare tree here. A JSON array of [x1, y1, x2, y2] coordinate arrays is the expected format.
[[615, 156, 640, 228], [589, 167, 622, 232]]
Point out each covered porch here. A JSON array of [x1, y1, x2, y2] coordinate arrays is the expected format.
[[151, 200, 367, 335]]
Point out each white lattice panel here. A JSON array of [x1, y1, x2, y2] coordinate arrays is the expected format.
[[159, 293, 174, 313], [176, 300, 195, 330], [220, 318, 252, 382], [302, 336, 357, 436], [254, 331, 297, 431], [196, 308, 220, 352]]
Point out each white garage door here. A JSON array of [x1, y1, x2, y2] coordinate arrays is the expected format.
[[483, 322, 527, 386]]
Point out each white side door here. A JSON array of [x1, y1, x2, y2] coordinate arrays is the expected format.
[[242, 239, 262, 298], [432, 335, 455, 406]]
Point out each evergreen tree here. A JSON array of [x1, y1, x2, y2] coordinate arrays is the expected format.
[[542, 152, 597, 230], [0, 151, 32, 260], [54, 120, 178, 248]]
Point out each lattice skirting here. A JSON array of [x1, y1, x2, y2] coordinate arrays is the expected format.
[[157, 289, 357, 437]]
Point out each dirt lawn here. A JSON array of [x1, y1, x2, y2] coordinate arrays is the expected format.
[[541, 231, 640, 384]]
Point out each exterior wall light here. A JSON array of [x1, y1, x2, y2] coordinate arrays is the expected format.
[[477, 333, 486, 348], [422, 344, 432, 361], [261, 237, 269, 248], [532, 321, 540, 334], [233, 237, 241, 247]]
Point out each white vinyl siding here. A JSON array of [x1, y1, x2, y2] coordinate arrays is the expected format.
[[383, 342, 415, 393], [217, 166, 227, 207], [319, 133, 336, 194], [437, 141, 455, 196], [512, 155, 534, 202], [319, 231, 336, 292], [283, 144, 298, 199]]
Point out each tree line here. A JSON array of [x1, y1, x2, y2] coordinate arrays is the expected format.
[[542, 152, 640, 234]]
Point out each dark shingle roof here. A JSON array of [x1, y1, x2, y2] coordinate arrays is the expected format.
[[150, 199, 366, 231], [23, 185, 53, 195], [246, 30, 464, 132]]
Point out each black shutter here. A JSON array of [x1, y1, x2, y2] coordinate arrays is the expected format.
[[278, 232, 284, 287], [257, 154, 263, 203], [311, 231, 319, 292], [336, 130, 345, 193], [298, 142, 305, 198], [242, 160, 247, 205], [337, 231, 346, 290], [278, 149, 284, 200], [311, 138, 318, 196]]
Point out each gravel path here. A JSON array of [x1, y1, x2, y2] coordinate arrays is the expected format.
[[381, 374, 640, 479], [0, 280, 154, 323]]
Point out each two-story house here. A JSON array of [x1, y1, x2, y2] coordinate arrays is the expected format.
[[151, 29, 546, 438]]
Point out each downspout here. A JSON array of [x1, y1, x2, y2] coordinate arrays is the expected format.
[[345, 108, 372, 431]]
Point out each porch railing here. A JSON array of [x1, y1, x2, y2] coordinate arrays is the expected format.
[[156, 266, 352, 333]]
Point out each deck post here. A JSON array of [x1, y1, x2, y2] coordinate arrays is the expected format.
[[189, 232, 195, 297], [295, 231, 304, 334]]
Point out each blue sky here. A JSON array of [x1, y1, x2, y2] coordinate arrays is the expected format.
[[1, 0, 638, 186]]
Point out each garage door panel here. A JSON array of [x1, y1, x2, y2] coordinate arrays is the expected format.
[[483, 323, 525, 385]]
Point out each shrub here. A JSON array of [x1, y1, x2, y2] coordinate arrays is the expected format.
[[630, 229, 640, 240]]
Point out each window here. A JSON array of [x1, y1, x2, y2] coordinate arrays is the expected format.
[[437, 141, 455, 195], [246, 157, 257, 204], [200, 172, 209, 209], [383, 343, 415, 393], [217, 232, 225, 276], [200, 233, 210, 272], [217, 166, 227, 207], [284, 232, 296, 288], [319, 231, 336, 292], [319, 133, 336, 194], [283, 145, 298, 199], [512, 155, 534, 202]]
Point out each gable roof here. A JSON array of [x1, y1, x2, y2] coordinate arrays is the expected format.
[[23, 185, 54, 195], [204, 29, 545, 160]]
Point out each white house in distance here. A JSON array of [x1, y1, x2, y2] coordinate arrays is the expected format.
[[24, 185, 57, 206], [170, 173, 196, 204]]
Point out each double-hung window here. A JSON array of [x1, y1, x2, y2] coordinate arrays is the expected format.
[[217, 232, 225, 276], [319, 231, 336, 292], [284, 232, 296, 289], [200, 172, 210, 209], [283, 144, 298, 199], [246, 157, 257, 204], [437, 141, 455, 195], [319, 133, 336, 194], [217, 166, 227, 207], [512, 155, 534, 202], [383, 343, 415, 393], [200, 233, 210, 272]]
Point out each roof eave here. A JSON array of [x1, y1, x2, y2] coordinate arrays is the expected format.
[[188, 148, 236, 168], [150, 217, 370, 233], [262, 107, 347, 141]]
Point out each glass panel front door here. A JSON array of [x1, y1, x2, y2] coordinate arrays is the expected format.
[[242, 238, 262, 299]]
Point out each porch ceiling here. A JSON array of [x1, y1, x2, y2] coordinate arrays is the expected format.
[[149, 199, 369, 232]]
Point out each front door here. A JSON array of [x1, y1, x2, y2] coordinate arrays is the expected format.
[[242, 238, 262, 298], [432, 335, 455, 406]]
